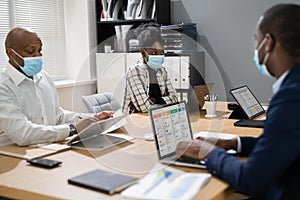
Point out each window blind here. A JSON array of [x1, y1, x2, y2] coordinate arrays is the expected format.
[[0, 0, 10, 71], [0, 0, 66, 80]]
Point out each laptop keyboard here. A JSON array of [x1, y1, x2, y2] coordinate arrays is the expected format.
[[177, 155, 206, 166]]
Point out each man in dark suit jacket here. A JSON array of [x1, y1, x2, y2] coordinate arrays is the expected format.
[[176, 4, 300, 200]]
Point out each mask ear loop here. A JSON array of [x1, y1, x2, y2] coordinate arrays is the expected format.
[[142, 48, 150, 64], [261, 33, 275, 65], [10, 49, 23, 67], [257, 37, 267, 51], [10, 48, 23, 59], [262, 52, 270, 65]]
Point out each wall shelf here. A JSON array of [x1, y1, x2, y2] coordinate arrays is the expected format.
[[97, 19, 155, 25], [95, 0, 170, 52]]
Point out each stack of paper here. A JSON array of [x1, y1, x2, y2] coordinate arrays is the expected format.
[[121, 163, 211, 200]]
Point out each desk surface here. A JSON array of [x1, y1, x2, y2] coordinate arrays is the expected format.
[[0, 102, 263, 200]]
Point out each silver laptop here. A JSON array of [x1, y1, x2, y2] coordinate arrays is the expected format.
[[149, 101, 206, 169], [66, 114, 129, 151]]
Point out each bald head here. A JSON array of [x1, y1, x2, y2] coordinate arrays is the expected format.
[[5, 27, 41, 50]]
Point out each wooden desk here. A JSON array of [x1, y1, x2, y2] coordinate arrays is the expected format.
[[0, 102, 264, 200]]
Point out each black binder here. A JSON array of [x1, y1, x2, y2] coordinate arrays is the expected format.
[[68, 169, 138, 195]]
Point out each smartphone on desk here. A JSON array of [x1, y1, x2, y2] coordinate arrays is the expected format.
[[27, 157, 62, 168]]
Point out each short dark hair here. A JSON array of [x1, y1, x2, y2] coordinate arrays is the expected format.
[[134, 22, 165, 48], [260, 4, 300, 57]]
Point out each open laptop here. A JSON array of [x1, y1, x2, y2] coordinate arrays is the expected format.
[[66, 114, 130, 151], [149, 101, 206, 169], [230, 85, 265, 128]]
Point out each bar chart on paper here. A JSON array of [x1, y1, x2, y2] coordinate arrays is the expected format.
[[121, 163, 211, 200]]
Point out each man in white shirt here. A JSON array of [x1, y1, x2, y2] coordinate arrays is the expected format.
[[0, 27, 113, 146]]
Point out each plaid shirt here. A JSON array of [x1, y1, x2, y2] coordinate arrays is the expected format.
[[122, 59, 178, 113]]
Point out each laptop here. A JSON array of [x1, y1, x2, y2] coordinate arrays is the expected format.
[[230, 85, 265, 128], [149, 101, 206, 169], [66, 114, 130, 151]]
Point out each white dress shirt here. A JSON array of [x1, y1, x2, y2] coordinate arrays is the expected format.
[[0, 63, 78, 146], [272, 71, 289, 94]]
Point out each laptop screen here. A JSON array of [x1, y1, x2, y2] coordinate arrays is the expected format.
[[230, 85, 265, 119], [149, 101, 193, 159]]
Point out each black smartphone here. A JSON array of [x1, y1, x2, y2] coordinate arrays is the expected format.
[[27, 157, 62, 168]]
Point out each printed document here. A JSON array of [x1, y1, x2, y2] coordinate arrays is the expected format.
[[121, 163, 211, 200]]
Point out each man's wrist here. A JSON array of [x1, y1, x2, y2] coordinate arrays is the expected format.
[[198, 141, 216, 159], [68, 123, 77, 137]]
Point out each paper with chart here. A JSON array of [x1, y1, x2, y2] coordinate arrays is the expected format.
[[121, 163, 211, 200]]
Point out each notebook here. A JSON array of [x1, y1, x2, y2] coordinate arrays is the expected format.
[[68, 169, 138, 195], [66, 114, 130, 151], [149, 101, 206, 169]]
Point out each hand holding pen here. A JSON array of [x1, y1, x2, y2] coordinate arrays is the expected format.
[[73, 111, 114, 134], [94, 111, 114, 120], [78, 111, 114, 121]]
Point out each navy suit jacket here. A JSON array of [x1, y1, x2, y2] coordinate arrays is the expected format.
[[206, 63, 300, 200]]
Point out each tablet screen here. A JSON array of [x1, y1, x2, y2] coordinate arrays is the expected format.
[[230, 86, 265, 119]]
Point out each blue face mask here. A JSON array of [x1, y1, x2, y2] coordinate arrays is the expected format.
[[253, 39, 272, 77], [147, 55, 165, 70], [11, 49, 43, 76]]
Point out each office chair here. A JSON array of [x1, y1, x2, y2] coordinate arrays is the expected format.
[[82, 92, 121, 113], [192, 83, 214, 109]]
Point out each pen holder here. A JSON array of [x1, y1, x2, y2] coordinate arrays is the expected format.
[[205, 101, 217, 118]]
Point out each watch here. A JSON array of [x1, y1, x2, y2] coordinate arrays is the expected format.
[[68, 124, 77, 137]]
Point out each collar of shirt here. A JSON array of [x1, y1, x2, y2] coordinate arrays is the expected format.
[[6, 63, 42, 86], [272, 70, 289, 94]]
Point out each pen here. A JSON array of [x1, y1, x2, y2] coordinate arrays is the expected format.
[[213, 94, 218, 101], [78, 115, 98, 121], [204, 94, 218, 102]]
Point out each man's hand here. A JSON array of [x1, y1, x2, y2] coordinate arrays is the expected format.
[[196, 136, 238, 151], [94, 111, 114, 120], [73, 111, 114, 134], [74, 118, 95, 133], [176, 140, 216, 160]]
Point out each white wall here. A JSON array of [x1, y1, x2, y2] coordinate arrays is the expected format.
[[56, 0, 97, 112], [64, 0, 91, 81], [56, 82, 97, 113], [171, 0, 299, 102]]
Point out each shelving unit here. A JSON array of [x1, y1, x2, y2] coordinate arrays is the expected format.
[[95, 0, 170, 52], [95, 0, 206, 111], [96, 52, 205, 105]]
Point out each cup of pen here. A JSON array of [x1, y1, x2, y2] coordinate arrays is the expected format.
[[204, 94, 218, 118]]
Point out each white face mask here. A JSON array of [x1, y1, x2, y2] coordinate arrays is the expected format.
[[253, 38, 272, 77]]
